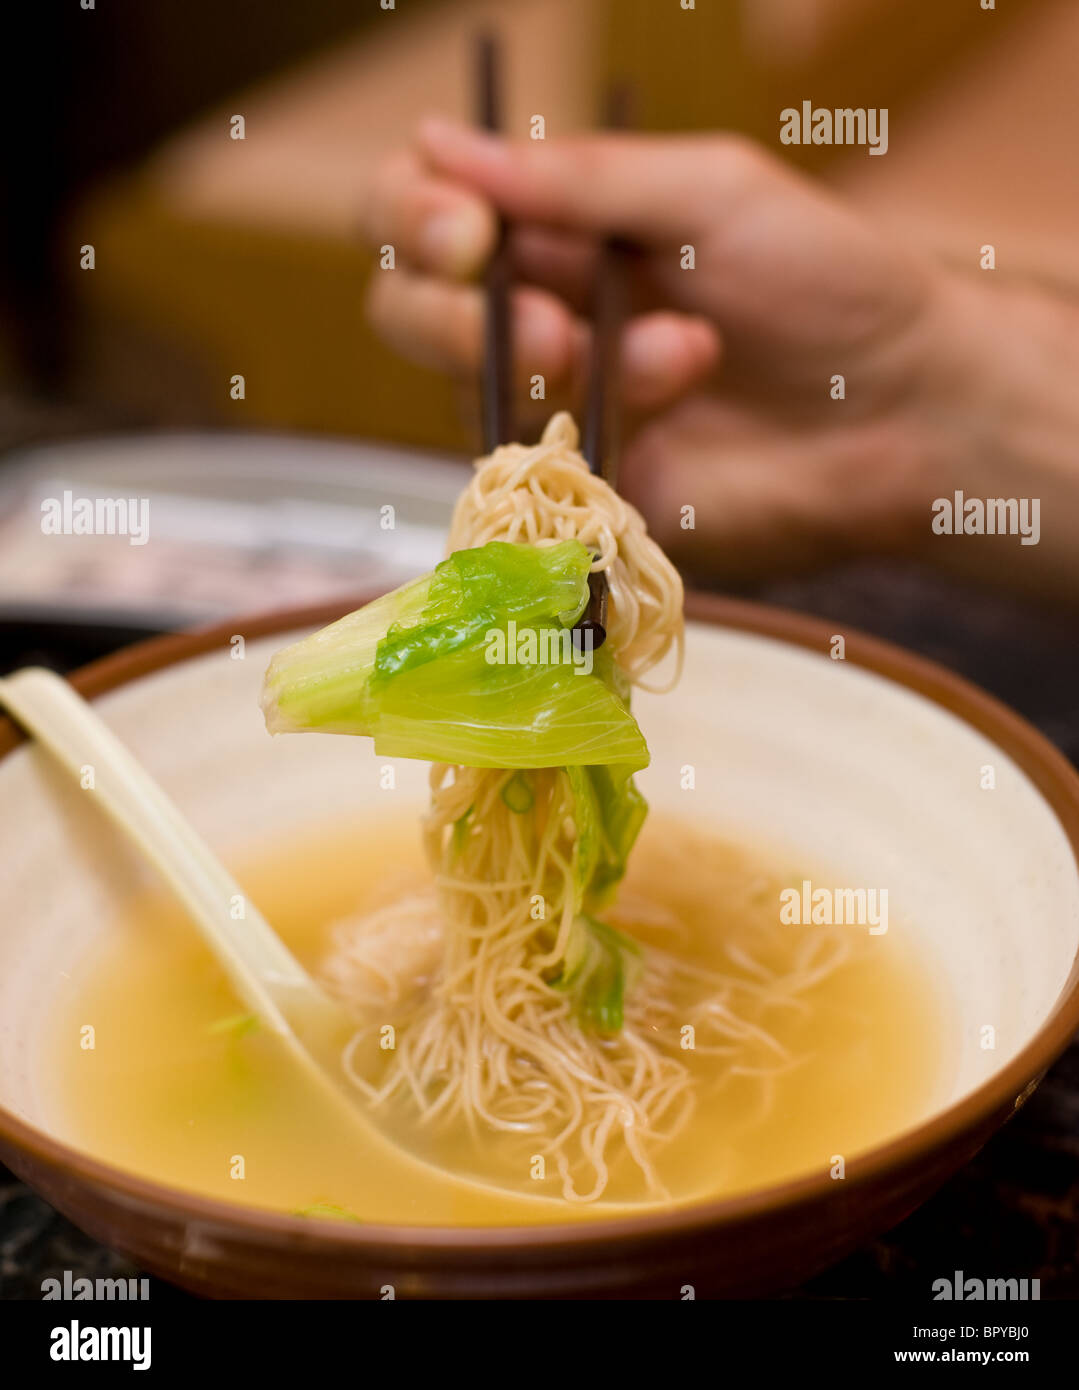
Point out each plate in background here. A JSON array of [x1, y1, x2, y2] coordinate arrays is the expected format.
[[0, 430, 465, 634]]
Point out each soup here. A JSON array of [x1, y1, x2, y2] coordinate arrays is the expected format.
[[48, 813, 947, 1225]]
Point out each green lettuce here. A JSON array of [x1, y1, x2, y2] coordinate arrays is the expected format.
[[567, 764, 648, 910], [556, 767, 648, 1034], [261, 540, 647, 771], [261, 537, 653, 1034], [552, 915, 644, 1036]]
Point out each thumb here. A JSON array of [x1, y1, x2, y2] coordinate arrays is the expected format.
[[418, 118, 738, 243]]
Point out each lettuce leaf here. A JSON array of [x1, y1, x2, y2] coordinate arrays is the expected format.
[[369, 641, 646, 768], [262, 537, 653, 1035], [560, 766, 648, 1032], [553, 915, 644, 1036], [261, 540, 648, 772], [567, 764, 648, 909], [372, 540, 588, 682]]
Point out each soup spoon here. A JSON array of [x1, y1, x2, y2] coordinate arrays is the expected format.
[[0, 665, 571, 1207]]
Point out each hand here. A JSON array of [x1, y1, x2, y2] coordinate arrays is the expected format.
[[363, 120, 1078, 591]]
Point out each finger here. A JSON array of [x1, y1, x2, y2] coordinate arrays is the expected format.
[[367, 263, 719, 412], [507, 225, 599, 312], [622, 401, 913, 581], [620, 313, 721, 413], [510, 228, 683, 324], [418, 118, 762, 241], [366, 268, 584, 386], [366, 264, 720, 417], [365, 148, 496, 278], [623, 432, 837, 582]]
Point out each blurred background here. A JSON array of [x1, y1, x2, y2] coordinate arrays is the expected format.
[[2, 0, 1079, 1299], [10, 0, 1079, 446], [4, 0, 1079, 668]]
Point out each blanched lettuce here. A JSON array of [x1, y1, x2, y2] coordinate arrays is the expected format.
[[261, 540, 648, 771], [567, 763, 648, 910], [558, 766, 649, 1033], [553, 915, 644, 1036], [372, 540, 588, 681], [261, 536, 654, 1036]]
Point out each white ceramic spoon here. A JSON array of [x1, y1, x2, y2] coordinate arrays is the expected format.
[[0, 665, 555, 1205]]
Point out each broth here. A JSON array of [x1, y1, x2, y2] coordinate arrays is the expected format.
[[48, 816, 948, 1225]]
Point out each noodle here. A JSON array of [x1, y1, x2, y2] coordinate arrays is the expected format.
[[447, 413, 684, 691], [326, 414, 845, 1202]]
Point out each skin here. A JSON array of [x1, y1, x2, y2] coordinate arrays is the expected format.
[[363, 119, 1079, 600]]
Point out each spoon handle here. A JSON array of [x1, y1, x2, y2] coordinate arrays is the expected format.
[[0, 666, 344, 1044]]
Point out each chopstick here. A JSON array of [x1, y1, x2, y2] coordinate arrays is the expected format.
[[476, 35, 627, 653], [574, 230, 621, 649], [478, 32, 514, 454], [576, 83, 635, 652]]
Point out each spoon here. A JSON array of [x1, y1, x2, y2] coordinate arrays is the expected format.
[[0, 665, 542, 1203]]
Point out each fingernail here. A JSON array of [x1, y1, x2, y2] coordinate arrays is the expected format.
[[421, 204, 492, 275]]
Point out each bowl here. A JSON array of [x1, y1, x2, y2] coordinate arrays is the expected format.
[[1, 594, 1077, 1299]]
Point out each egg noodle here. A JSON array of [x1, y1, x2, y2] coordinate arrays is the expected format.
[[324, 414, 847, 1201]]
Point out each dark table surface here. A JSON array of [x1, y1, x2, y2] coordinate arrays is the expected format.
[[2, 558, 1077, 1300]]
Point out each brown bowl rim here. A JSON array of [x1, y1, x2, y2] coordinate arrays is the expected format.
[[1, 591, 1078, 1255]]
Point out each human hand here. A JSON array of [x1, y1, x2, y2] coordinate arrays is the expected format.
[[363, 121, 1074, 588]]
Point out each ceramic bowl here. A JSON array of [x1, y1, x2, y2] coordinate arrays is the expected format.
[[1, 595, 1077, 1298]]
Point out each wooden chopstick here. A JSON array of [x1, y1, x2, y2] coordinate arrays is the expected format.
[[476, 38, 627, 654], [574, 237, 625, 653], [582, 80, 633, 493], [477, 32, 514, 455], [576, 83, 635, 652]]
